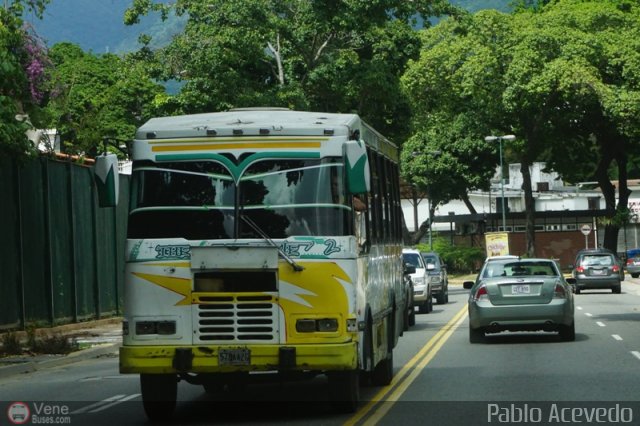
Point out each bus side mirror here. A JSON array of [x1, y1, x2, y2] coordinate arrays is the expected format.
[[94, 153, 119, 207], [344, 140, 370, 194]]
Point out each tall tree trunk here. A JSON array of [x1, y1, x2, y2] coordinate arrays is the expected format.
[[520, 161, 536, 257], [595, 147, 617, 251]]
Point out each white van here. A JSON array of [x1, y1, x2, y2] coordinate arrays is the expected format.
[[402, 248, 432, 314]]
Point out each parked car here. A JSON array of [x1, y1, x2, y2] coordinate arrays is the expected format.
[[463, 258, 575, 343], [625, 255, 640, 278], [421, 252, 448, 304], [402, 248, 433, 314], [571, 248, 623, 294], [403, 263, 416, 329]]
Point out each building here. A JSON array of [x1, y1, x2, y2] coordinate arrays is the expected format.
[[401, 162, 640, 266]]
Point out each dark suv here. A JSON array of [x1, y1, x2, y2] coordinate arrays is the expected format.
[[421, 252, 449, 304], [571, 248, 624, 294]]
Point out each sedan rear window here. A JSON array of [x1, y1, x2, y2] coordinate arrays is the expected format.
[[581, 255, 613, 266], [483, 261, 558, 278]]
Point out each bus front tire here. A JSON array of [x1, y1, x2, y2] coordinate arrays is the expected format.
[[140, 373, 177, 422], [328, 369, 360, 413]]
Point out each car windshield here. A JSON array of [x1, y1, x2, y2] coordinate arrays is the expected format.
[[403, 253, 423, 269], [483, 261, 558, 278]]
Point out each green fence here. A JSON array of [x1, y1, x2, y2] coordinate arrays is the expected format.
[[0, 157, 129, 330]]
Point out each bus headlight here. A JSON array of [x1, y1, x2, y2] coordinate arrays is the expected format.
[[135, 320, 177, 335], [295, 318, 339, 333]]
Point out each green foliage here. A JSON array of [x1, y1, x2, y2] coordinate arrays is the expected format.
[[0, 2, 51, 160], [123, 0, 459, 143], [417, 237, 484, 273], [43, 42, 166, 156]]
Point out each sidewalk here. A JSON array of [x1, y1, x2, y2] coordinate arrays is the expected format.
[[0, 318, 122, 379]]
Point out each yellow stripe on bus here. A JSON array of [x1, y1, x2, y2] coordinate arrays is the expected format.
[[151, 141, 322, 152]]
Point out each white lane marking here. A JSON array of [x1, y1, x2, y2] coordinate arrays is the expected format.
[[612, 335, 623, 341], [596, 321, 606, 327], [89, 393, 140, 413], [71, 394, 127, 414], [632, 351, 640, 361], [585, 313, 593, 317], [577, 306, 583, 310]]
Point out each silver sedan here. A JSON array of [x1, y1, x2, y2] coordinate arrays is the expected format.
[[463, 258, 575, 343]]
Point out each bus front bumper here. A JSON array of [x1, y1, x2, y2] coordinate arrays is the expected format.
[[119, 342, 358, 374]]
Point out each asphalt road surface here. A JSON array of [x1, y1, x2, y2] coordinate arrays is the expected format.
[[2, 279, 640, 425]]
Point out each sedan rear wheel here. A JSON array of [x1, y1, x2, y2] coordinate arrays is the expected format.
[[559, 322, 576, 341], [612, 285, 621, 294], [469, 326, 485, 343]]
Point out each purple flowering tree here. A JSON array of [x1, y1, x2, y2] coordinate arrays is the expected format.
[[0, 0, 51, 160]]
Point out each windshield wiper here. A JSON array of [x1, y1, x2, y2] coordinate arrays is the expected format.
[[241, 215, 304, 272]]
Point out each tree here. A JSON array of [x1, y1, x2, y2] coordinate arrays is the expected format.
[[515, 0, 640, 252], [402, 1, 640, 255], [123, 0, 459, 143], [43, 42, 166, 157], [0, 0, 51, 160]]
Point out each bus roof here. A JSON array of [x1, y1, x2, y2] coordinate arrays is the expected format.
[[137, 109, 363, 140], [134, 108, 398, 162]]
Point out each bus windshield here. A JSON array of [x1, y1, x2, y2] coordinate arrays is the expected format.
[[127, 158, 351, 240]]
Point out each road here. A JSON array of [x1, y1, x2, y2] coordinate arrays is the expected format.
[[2, 279, 640, 425]]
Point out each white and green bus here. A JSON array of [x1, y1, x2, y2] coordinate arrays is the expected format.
[[95, 108, 406, 419]]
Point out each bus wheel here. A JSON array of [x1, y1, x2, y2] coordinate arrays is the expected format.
[[328, 369, 360, 413], [140, 374, 177, 422], [372, 315, 394, 386]]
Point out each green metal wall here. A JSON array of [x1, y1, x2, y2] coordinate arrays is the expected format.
[[0, 157, 129, 329]]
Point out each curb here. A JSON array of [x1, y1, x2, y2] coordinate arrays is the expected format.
[[0, 343, 120, 380]]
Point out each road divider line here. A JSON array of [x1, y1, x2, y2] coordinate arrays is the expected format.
[[364, 310, 468, 424], [585, 313, 593, 317], [596, 321, 606, 327], [612, 335, 623, 341], [345, 304, 468, 426], [631, 351, 640, 361]]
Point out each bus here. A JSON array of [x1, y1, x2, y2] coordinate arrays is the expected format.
[[95, 108, 406, 419]]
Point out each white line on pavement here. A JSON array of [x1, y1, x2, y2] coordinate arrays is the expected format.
[[71, 394, 127, 414], [612, 335, 623, 341], [585, 313, 593, 317], [596, 321, 606, 327], [631, 351, 640, 361], [89, 393, 140, 413]]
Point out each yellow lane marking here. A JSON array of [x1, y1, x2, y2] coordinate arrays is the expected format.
[[345, 304, 468, 426]]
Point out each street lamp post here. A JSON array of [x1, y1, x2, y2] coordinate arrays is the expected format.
[[485, 135, 515, 231]]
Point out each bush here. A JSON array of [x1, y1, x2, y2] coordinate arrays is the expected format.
[[417, 236, 484, 274], [29, 333, 78, 355], [1, 332, 23, 355]]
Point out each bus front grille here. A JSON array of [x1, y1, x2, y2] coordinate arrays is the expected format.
[[194, 293, 278, 343]]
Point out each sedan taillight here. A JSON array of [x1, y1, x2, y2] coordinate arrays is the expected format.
[[554, 284, 567, 299], [474, 285, 489, 301], [575, 266, 585, 273], [612, 265, 620, 272]]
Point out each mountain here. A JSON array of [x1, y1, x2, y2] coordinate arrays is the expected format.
[[29, 0, 511, 54], [26, 0, 184, 54]]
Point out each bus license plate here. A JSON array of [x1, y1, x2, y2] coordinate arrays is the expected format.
[[219, 349, 250, 366], [512, 284, 530, 295]]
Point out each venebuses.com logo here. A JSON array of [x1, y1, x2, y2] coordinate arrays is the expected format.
[[7, 402, 30, 425], [6, 401, 72, 424]]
